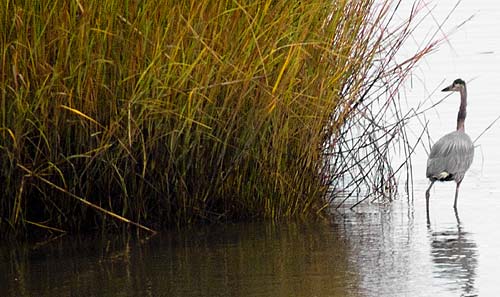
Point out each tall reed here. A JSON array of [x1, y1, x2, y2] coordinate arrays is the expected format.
[[0, 0, 432, 235]]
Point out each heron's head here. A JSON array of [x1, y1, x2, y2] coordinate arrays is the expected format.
[[442, 78, 466, 92]]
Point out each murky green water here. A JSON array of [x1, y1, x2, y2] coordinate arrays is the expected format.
[[3, 1, 500, 296], [0, 199, 486, 297], [2, 221, 356, 297]]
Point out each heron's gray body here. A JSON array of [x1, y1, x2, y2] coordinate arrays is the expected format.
[[426, 130, 474, 183], [425, 78, 473, 214]]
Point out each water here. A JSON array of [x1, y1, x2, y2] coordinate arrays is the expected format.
[[2, 1, 500, 296], [0, 206, 483, 297]]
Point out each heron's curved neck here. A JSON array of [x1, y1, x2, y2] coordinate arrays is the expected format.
[[457, 86, 467, 131]]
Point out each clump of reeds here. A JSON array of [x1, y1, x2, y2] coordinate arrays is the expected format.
[[0, 0, 433, 235]]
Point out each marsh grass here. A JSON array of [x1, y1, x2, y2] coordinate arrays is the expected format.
[[0, 0, 433, 235]]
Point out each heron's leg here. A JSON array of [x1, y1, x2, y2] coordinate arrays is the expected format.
[[454, 180, 462, 210], [425, 181, 435, 208], [425, 181, 435, 226], [454, 206, 461, 226]]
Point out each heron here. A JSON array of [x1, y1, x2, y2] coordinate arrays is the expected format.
[[425, 78, 474, 214]]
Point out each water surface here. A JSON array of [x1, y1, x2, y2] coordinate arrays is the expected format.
[[0, 200, 485, 297]]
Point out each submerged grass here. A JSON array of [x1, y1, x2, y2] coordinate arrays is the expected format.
[[0, 0, 432, 235]]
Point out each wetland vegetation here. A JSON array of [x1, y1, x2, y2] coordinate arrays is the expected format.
[[0, 0, 433, 236]]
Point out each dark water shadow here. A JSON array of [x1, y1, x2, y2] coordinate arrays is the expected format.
[[0, 222, 359, 297]]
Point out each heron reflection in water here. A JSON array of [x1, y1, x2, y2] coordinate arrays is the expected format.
[[428, 224, 478, 296], [425, 79, 474, 223]]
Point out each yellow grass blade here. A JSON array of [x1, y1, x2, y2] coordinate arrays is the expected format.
[[17, 164, 156, 234], [59, 105, 103, 128]]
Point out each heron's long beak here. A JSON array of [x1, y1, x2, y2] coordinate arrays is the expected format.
[[441, 85, 452, 92]]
